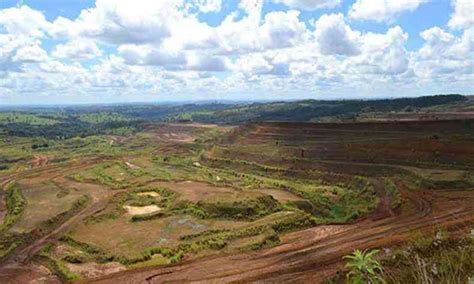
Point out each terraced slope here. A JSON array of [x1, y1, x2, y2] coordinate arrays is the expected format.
[[1, 120, 473, 283], [89, 119, 474, 283], [88, 187, 474, 283]]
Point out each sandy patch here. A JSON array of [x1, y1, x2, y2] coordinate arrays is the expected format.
[[125, 161, 140, 170], [136, 191, 160, 197], [66, 262, 125, 279], [50, 244, 82, 259], [124, 205, 161, 215]]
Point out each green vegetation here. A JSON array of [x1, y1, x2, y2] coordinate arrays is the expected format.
[[167, 94, 467, 124], [0, 112, 60, 125], [329, 232, 474, 284], [1, 96, 472, 282], [381, 233, 474, 283], [1, 183, 26, 230], [44, 256, 81, 281], [343, 249, 383, 284], [384, 179, 401, 210], [60, 235, 116, 263], [0, 95, 466, 138], [77, 112, 132, 124], [173, 195, 281, 221]]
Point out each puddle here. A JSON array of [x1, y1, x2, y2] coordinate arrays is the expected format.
[[173, 218, 207, 230]]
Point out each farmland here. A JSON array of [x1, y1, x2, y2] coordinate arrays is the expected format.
[[0, 95, 473, 283]]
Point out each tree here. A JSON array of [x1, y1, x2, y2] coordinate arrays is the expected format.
[[344, 249, 383, 284]]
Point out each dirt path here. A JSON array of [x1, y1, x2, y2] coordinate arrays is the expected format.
[[87, 188, 473, 284], [368, 178, 395, 221], [32, 155, 49, 167], [0, 158, 114, 283], [0, 159, 472, 283]]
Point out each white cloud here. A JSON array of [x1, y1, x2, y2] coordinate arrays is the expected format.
[[239, 0, 264, 16], [0, 5, 50, 37], [53, 39, 103, 60], [58, 0, 185, 45], [260, 11, 308, 49], [271, 0, 340, 11], [0, 34, 48, 74], [118, 44, 187, 69], [216, 9, 309, 54], [349, 26, 410, 75], [0, 35, 24, 73], [13, 43, 49, 62], [187, 53, 230, 71], [235, 53, 273, 74], [0, 1, 473, 102], [448, 0, 474, 29], [415, 27, 474, 78], [191, 0, 222, 13], [314, 14, 360, 56], [349, 0, 430, 22]]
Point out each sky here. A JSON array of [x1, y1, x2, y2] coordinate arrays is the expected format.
[[0, 0, 473, 105]]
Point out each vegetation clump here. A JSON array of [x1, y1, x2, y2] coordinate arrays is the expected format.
[[1, 183, 27, 230], [344, 249, 383, 284], [173, 195, 281, 221]]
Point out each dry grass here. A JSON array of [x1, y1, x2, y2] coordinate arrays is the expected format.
[[11, 181, 84, 233]]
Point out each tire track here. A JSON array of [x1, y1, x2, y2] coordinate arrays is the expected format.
[[88, 187, 473, 284]]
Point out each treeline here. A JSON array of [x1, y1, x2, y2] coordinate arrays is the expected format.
[[0, 95, 467, 139], [170, 94, 467, 124], [1, 119, 143, 139]]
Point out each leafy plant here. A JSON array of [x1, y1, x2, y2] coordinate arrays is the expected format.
[[344, 249, 383, 284]]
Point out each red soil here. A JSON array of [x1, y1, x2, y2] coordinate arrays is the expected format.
[[87, 188, 473, 283]]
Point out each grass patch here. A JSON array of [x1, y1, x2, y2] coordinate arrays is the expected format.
[[172, 195, 282, 221], [384, 178, 401, 209], [381, 235, 474, 283], [0, 182, 26, 230]]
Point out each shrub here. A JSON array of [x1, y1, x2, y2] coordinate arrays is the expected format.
[[62, 254, 86, 264], [1, 183, 26, 230], [344, 249, 383, 284]]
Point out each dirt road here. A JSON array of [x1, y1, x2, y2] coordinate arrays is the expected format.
[[0, 158, 114, 283], [0, 158, 472, 283], [88, 188, 473, 283]]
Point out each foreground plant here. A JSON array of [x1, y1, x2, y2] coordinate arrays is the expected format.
[[344, 249, 383, 284]]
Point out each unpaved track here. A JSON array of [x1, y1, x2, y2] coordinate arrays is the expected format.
[[0, 158, 114, 283], [88, 188, 474, 284]]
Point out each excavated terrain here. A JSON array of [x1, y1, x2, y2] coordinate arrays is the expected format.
[[0, 120, 473, 283]]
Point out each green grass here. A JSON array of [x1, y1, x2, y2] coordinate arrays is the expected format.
[[172, 195, 282, 221], [381, 234, 474, 283], [127, 254, 169, 268], [0, 112, 60, 125], [43, 256, 81, 281], [11, 182, 85, 233], [384, 179, 402, 210], [77, 112, 132, 124], [0, 182, 26, 230]]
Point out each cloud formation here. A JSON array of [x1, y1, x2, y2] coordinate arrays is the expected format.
[[0, 0, 472, 104], [349, 0, 430, 22]]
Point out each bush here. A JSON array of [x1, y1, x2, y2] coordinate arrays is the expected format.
[[1, 183, 26, 230], [62, 254, 86, 264], [174, 196, 281, 221]]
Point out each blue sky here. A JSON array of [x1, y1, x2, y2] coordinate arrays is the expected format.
[[0, 0, 472, 104]]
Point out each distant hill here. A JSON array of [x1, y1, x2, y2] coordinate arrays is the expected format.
[[166, 94, 470, 124], [1, 94, 472, 138]]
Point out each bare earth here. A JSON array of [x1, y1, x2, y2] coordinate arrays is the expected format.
[[87, 188, 474, 284]]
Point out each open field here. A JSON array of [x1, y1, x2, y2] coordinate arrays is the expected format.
[[0, 102, 473, 283]]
